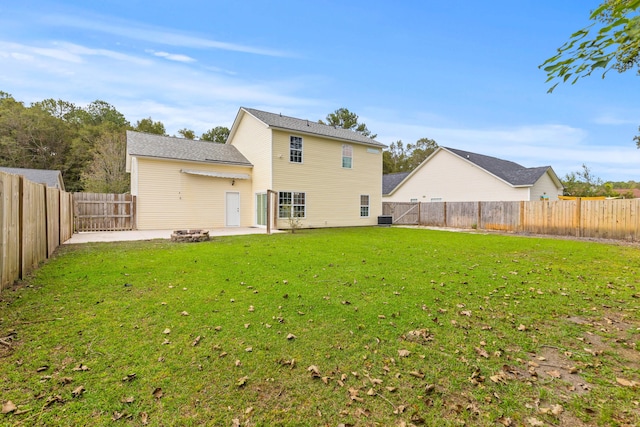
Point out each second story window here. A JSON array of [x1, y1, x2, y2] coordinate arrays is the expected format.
[[290, 136, 303, 163], [342, 144, 353, 168]]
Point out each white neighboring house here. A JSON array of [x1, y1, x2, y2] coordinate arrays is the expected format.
[[383, 147, 563, 202]]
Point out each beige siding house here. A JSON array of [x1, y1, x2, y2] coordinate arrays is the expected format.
[[126, 107, 386, 230], [383, 147, 563, 202], [126, 132, 253, 230]]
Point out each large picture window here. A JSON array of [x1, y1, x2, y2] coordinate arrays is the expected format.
[[360, 195, 370, 217], [290, 136, 303, 163], [342, 144, 353, 168], [279, 191, 306, 218]]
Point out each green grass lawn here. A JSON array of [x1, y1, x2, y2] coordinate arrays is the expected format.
[[1, 227, 639, 426]]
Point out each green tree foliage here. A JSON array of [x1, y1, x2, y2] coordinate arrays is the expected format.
[[134, 117, 166, 135], [177, 128, 196, 139], [319, 108, 377, 139], [562, 163, 622, 197], [201, 126, 230, 143], [80, 130, 129, 193], [383, 138, 438, 174], [541, 0, 640, 92]]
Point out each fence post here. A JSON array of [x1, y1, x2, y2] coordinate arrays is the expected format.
[[575, 197, 582, 238], [519, 201, 525, 232], [477, 201, 482, 230], [443, 202, 447, 227]]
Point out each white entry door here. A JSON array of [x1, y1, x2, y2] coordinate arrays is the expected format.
[[226, 192, 240, 227]]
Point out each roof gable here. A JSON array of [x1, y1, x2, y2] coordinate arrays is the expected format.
[[0, 167, 65, 190], [126, 131, 252, 166], [235, 107, 386, 148]]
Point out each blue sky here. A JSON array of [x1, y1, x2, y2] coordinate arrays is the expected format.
[[1, 1, 639, 181]]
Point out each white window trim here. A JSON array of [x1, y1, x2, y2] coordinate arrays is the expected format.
[[342, 144, 353, 169], [290, 136, 303, 164], [278, 191, 306, 219], [360, 194, 370, 218]]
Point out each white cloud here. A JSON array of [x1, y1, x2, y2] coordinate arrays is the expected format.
[[44, 13, 291, 57], [148, 50, 196, 63]]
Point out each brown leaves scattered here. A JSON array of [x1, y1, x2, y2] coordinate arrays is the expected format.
[[401, 329, 434, 345], [192, 336, 201, 346], [236, 376, 249, 387], [474, 347, 489, 359], [397, 349, 411, 358]]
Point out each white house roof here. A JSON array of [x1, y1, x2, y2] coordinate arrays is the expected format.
[[126, 131, 252, 167], [0, 167, 65, 190], [234, 107, 387, 148]]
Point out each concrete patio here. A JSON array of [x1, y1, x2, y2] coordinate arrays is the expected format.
[[64, 227, 282, 244]]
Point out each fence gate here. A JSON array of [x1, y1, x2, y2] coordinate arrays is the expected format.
[[73, 193, 136, 231], [382, 202, 420, 225]]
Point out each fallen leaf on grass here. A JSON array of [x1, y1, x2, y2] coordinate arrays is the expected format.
[[409, 370, 425, 379], [490, 371, 508, 384], [236, 376, 249, 387], [163, 328, 171, 334], [286, 333, 296, 340], [181, 311, 189, 316], [72, 364, 90, 372], [2, 401, 17, 414], [152, 387, 163, 399], [44, 395, 64, 407], [616, 377, 639, 388], [141, 412, 149, 425], [59, 377, 73, 385], [122, 373, 136, 382], [71, 386, 85, 398], [526, 417, 544, 426], [546, 370, 562, 379], [497, 416, 513, 426], [36, 366, 49, 372], [121, 396, 135, 404], [398, 349, 411, 357], [475, 347, 489, 359], [348, 387, 364, 402], [517, 324, 527, 331]]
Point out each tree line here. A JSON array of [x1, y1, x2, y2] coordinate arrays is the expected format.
[[1, 92, 635, 197], [0, 92, 230, 193]]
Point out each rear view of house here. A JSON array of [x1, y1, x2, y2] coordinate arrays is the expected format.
[[126, 107, 386, 230]]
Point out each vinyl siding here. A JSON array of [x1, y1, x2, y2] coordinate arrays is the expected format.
[[271, 129, 382, 228], [384, 149, 528, 202], [135, 157, 252, 229], [228, 112, 272, 225], [530, 172, 562, 201]]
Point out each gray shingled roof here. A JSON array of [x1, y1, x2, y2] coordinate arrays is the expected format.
[[126, 131, 252, 166], [0, 167, 65, 190], [382, 171, 411, 195], [242, 107, 387, 148], [444, 147, 551, 186]]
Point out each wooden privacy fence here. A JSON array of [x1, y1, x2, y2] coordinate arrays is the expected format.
[[73, 193, 136, 232], [383, 199, 640, 241], [0, 171, 74, 293]]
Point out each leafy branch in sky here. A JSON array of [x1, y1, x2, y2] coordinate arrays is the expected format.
[[540, 0, 640, 93]]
